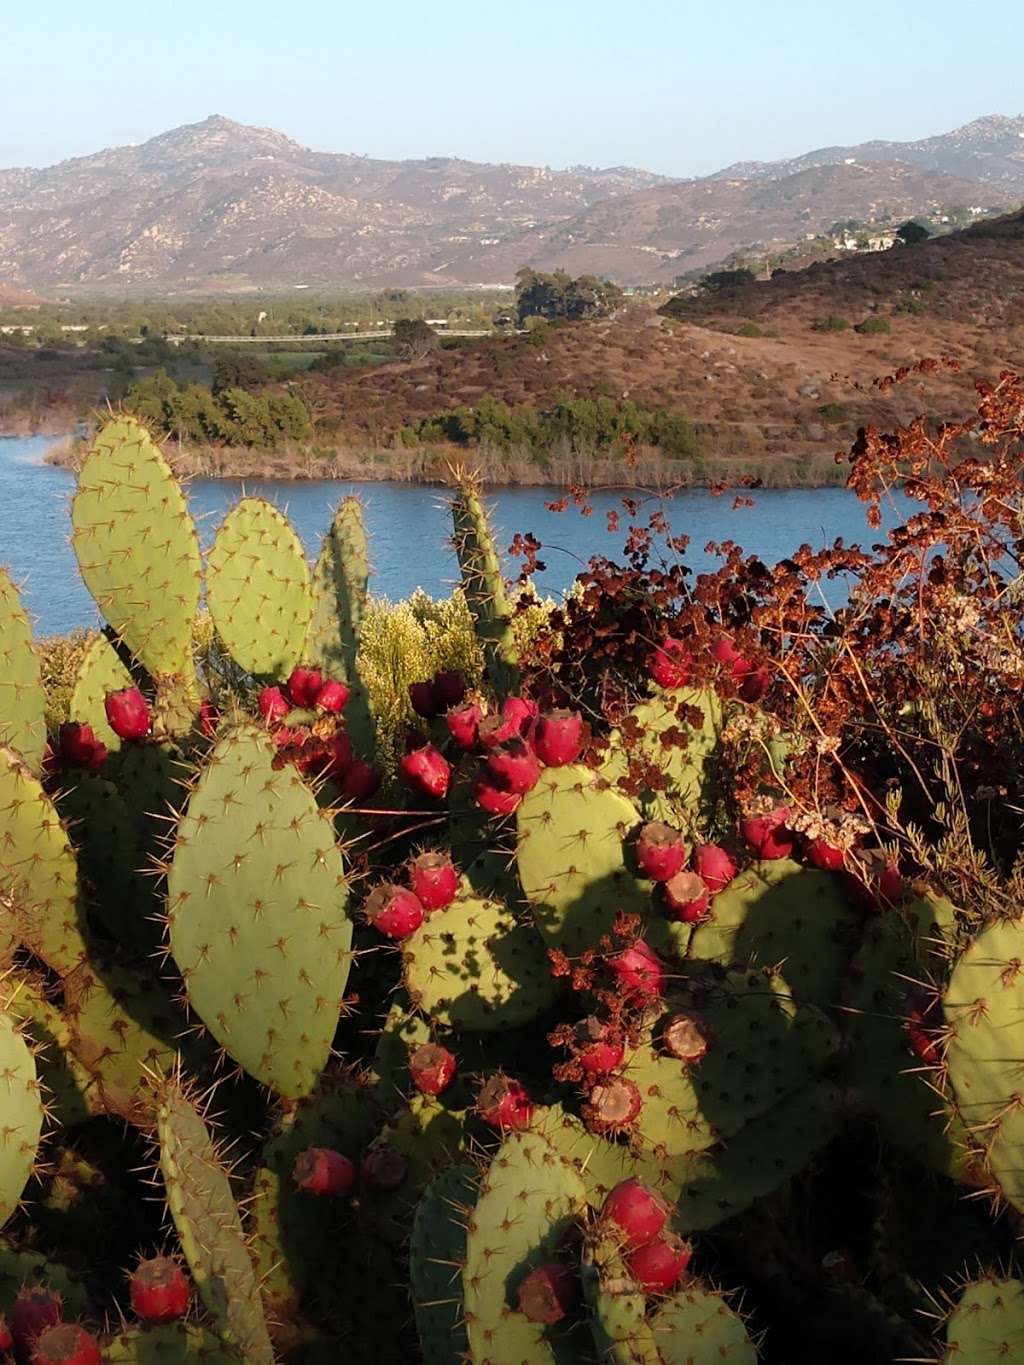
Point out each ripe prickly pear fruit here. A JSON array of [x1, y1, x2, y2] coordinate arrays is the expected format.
[[323, 733, 353, 781], [635, 822, 686, 882], [485, 737, 541, 795], [129, 1257, 190, 1324], [844, 858, 905, 912], [473, 770, 522, 816], [877, 861, 906, 908], [532, 708, 586, 766], [287, 667, 323, 708], [401, 742, 451, 800], [292, 1146, 356, 1197], [258, 686, 290, 723], [197, 697, 218, 737], [601, 1178, 671, 1250], [625, 1232, 692, 1294], [409, 1043, 457, 1096], [478, 712, 519, 749], [663, 870, 710, 923], [11, 1287, 62, 1355], [905, 990, 942, 1065], [663, 1011, 711, 1064], [692, 843, 737, 893], [409, 679, 439, 718], [364, 884, 425, 940], [432, 669, 467, 709], [340, 757, 380, 801], [30, 1324, 101, 1365], [517, 1263, 578, 1325], [583, 1077, 643, 1134], [104, 686, 151, 741], [316, 679, 349, 713], [739, 665, 770, 702], [804, 837, 846, 871], [741, 807, 793, 860], [607, 941, 665, 1002], [408, 851, 459, 910], [361, 1145, 407, 1192], [57, 722, 107, 771], [575, 1017, 625, 1077], [477, 1075, 534, 1130], [446, 701, 482, 750], [647, 638, 692, 689], [711, 635, 747, 673], [502, 695, 538, 735]]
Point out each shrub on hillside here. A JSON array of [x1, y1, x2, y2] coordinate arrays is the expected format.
[[811, 314, 850, 333], [854, 316, 892, 335]]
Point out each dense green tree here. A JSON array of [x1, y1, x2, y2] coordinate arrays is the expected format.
[[699, 267, 756, 293], [392, 318, 439, 361], [896, 220, 931, 246], [515, 269, 623, 325]]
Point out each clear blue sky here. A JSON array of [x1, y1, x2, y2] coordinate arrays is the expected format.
[[5, 0, 1023, 175]]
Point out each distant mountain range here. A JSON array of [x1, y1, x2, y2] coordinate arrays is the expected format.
[[0, 113, 1021, 294]]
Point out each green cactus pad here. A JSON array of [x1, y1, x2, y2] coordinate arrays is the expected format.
[[206, 497, 311, 680], [402, 894, 557, 1030], [0, 568, 45, 772], [156, 1078, 273, 1364], [167, 724, 351, 1099], [307, 495, 368, 681], [0, 745, 86, 976], [68, 633, 134, 753], [604, 686, 723, 822], [411, 1165, 477, 1365], [370, 997, 435, 1109], [534, 1105, 641, 1204], [451, 477, 519, 696], [106, 1324, 242, 1364], [515, 764, 646, 953], [463, 1127, 587, 1365], [583, 1234, 661, 1365], [941, 1277, 1024, 1363], [651, 1284, 757, 1364], [687, 857, 859, 1006], [0, 1008, 43, 1230], [1, 973, 97, 1126], [943, 915, 1024, 1210], [71, 417, 200, 676]]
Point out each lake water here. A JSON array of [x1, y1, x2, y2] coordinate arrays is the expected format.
[[1, 434, 904, 637]]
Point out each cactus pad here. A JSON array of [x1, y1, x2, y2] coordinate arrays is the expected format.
[[411, 1165, 477, 1365], [451, 477, 519, 695], [0, 568, 45, 772], [0, 1008, 43, 1229], [942, 1277, 1024, 1363], [106, 1324, 242, 1363], [68, 633, 134, 752], [604, 686, 723, 822], [307, 495, 368, 681], [651, 1284, 757, 1364], [167, 724, 351, 1098], [583, 1234, 661, 1365], [206, 497, 311, 679]]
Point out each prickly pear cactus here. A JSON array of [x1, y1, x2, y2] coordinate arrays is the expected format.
[[68, 633, 135, 752], [451, 474, 519, 695], [0, 1008, 43, 1229], [583, 1234, 661, 1365], [0, 567, 45, 771], [411, 1165, 477, 1365], [941, 1277, 1024, 1362], [307, 495, 368, 681], [604, 686, 723, 822], [651, 1284, 757, 1364], [106, 1324, 242, 1363]]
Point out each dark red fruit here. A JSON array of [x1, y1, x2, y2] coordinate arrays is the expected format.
[[711, 635, 747, 671], [432, 670, 466, 709], [473, 771, 522, 816], [401, 743, 451, 800], [316, 679, 349, 714], [601, 1178, 671, 1250], [485, 738, 541, 795], [517, 1263, 577, 1325], [409, 680, 439, 718], [340, 758, 380, 802], [364, 884, 425, 940], [804, 838, 846, 872], [477, 1075, 534, 1130], [129, 1256, 191, 1324], [625, 1232, 692, 1294], [741, 807, 794, 860], [502, 695, 538, 736], [361, 1145, 408, 1192], [877, 862, 906, 908], [647, 638, 692, 689], [197, 698, 218, 738], [30, 1323, 100, 1365], [292, 1146, 356, 1197], [635, 822, 686, 882], [692, 843, 738, 893], [663, 871, 710, 923], [532, 709, 585, 766], [478, 712, 519, 748], [575, 1017, 625, 1077], [663, 1011, 711, 1064], [905, 990, 942, 1065], [104, 686, 151, 741], [287, 667, 323, 709], [258, 686, 290, 723], [409, 1043, 457, 1096], [408, 851, 459, 910], [323, 733, 353, 781], [10, 1287, 62, 1354], [583, 1077, 643, 1133], [738, 666, 771, 703], [270, 724, 305, 751], [57, 722, 107, 772], [446, 701, 482, 750], [0, 1315, 11, 1352], [607, 942, 665, 1002]]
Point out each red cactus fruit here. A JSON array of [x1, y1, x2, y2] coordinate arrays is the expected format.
[[30, 1324, 101, 1365], [316, 679, 349, 714], [692, 843, 738, 893], [270, 724, 305, 752], [647, 638, 692, 689], [477, 712, 519, 749], [607, 941, 665, 1002], [574, 1017, 625, 1077], [197, 698, 218, 738], [601, 1178, 671, 1250], [502, 695, 538, 736], [625, 1232, 693, 1294], [635, 822, 687, 882], [663, 1011, 711, 1064], [804, 838, 846, 872], [409, 679, 439, 719], [583, 1077, 643, 1134], [485, 737, 541, 795], [287, 667, 323, 709], [711, 635, 747, 671], [258, 685, 290, 723], [446, 701, 483, 750], [408, 851, 459, 910], [129, 1256, 191, 1324], [663, 870, 710, 923], [532, 709, 585, 766], [905, 991, 942, 1065], [844, 859, 906, 912], [400, 742, 451, 800], [877, 862, 906, 909], [323, 733, 353, 781], [364, 884, 425, 940], [104, 686, 151, 741], [516, 1263, 577, 1325], [292, 1146, 356, 1197], [432, 670, 467, 709], [361, 1145, 408, 1192], [473, 771, 523, 816], [477, 1075, 534, 1130], [741, 807, 794, 860], [409, 1042, 457, 1096], [57, 722, 107, 772], [738, 665, 771, 703], [340, 758, 380, 802], [0, 1316, 11, 1352], [10, 1287, 62, 1355]]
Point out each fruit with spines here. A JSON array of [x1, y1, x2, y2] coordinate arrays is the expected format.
[[409, 1044, 457, 1096], [365, 884, 425, 940], [601, 1178, 671, 1250], [608, 941, 665, 1002], [9, 1287, 62, 1356], [292, 1147, 356, 1197], [30, 1323, 101, 1365], [484, 736, 541, 794], [532, 708, 586, 766], [741, 805, 794, 859], [635, 821, 687, 882], [400, 742, 450, 799], [625, 1232, 692, 1294], [446, 702, 481, 749], [103, 687, 151, 741], [129, 1258, 190, 1324], [664, 870, 710, 922], [693, 843, 737, 893], [647, 638, 692, 689], [477, 1075, 535, 1129], [408, 852, 458, 910], [517, 1263, 578, 1324]]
